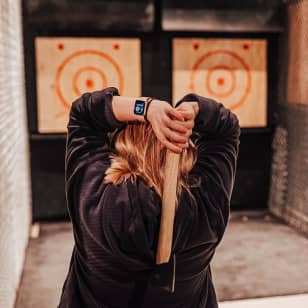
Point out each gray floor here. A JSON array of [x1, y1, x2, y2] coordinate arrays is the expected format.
[[15, 211, 308, 308], [212, 211, 308, 301], [15, 223, 74, 308]]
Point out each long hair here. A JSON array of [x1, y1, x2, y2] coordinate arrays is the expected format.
[[104, 121, 199, 209]]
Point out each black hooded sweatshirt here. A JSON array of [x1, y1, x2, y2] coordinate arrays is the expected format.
[[58, 87, 240, 308]]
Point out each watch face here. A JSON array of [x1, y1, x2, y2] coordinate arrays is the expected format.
[[134, 99, 146, 115]]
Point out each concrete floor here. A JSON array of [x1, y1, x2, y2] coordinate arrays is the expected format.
[[15, 210, 308, 308], [212, 211, 308, 301], [220, 294, 308, 308], [15, 223, 74, 308]]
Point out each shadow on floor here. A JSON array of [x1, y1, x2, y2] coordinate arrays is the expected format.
[[15, 210, 308, 307]]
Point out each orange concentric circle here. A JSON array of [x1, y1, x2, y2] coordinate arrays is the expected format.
[[72, 66, 108, 97], [206, 64, 236, 98], [55, 50, 124, 109], [190, 50, 252, 110]]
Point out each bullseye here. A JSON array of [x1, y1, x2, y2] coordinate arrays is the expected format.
[[190, 49, 252, 110], [217, 78, 224, 86], [72, 66, 107, 97], [205, 64, 236, 98], [55, 49, 124, 109], [86, 79, 94, 89]]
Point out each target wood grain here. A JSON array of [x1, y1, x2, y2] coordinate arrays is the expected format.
[[173, 38, 267, 127], [35, 37, 141, 133]]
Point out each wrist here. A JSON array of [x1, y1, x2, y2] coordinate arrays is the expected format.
[[143, 97, 154, 123]]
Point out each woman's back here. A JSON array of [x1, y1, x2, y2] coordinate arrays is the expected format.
[[58, 87, 240, 308]]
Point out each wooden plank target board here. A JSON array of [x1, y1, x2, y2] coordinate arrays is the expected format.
[[35, 37, 141, 133], [173, 38, 267, 127]]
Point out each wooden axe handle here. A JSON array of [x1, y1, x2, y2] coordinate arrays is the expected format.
[[156, 101, 180, 264]]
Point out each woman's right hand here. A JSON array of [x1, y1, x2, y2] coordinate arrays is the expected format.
[[147, 99, 198, 154]]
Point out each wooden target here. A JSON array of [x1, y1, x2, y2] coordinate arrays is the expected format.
[[35, 37, 141, 133], [173, 38, 267, 127]]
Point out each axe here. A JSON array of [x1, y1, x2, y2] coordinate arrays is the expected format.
[[156, 100, 180, 264]]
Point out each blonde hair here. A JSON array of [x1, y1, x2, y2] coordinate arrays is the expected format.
[[104, 122, 199, 209]]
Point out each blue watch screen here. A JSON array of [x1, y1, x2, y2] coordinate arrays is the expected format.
[[134, 100, 146, 115]]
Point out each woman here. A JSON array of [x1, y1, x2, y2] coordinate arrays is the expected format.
[[58, 87, 240, 308]]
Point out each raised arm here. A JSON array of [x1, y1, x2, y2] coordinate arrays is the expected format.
[[66, 87, 125, 177], [175, 93, 241, 203]]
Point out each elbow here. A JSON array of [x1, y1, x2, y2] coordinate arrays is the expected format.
[[230, 111, 241, 139], [70, 92, 91, 115], [67, 92, 91, 125]]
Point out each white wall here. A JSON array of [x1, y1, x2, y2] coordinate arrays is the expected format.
[[0, 1, 32, 307]]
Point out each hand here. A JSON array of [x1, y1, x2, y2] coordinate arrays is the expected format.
[[173, 101, 199, 146], [147, 99, 191, 154]]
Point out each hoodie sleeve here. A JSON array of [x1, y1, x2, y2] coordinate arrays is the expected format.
[[175, 93, 241, 242], [65, 87, 126, 180]]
